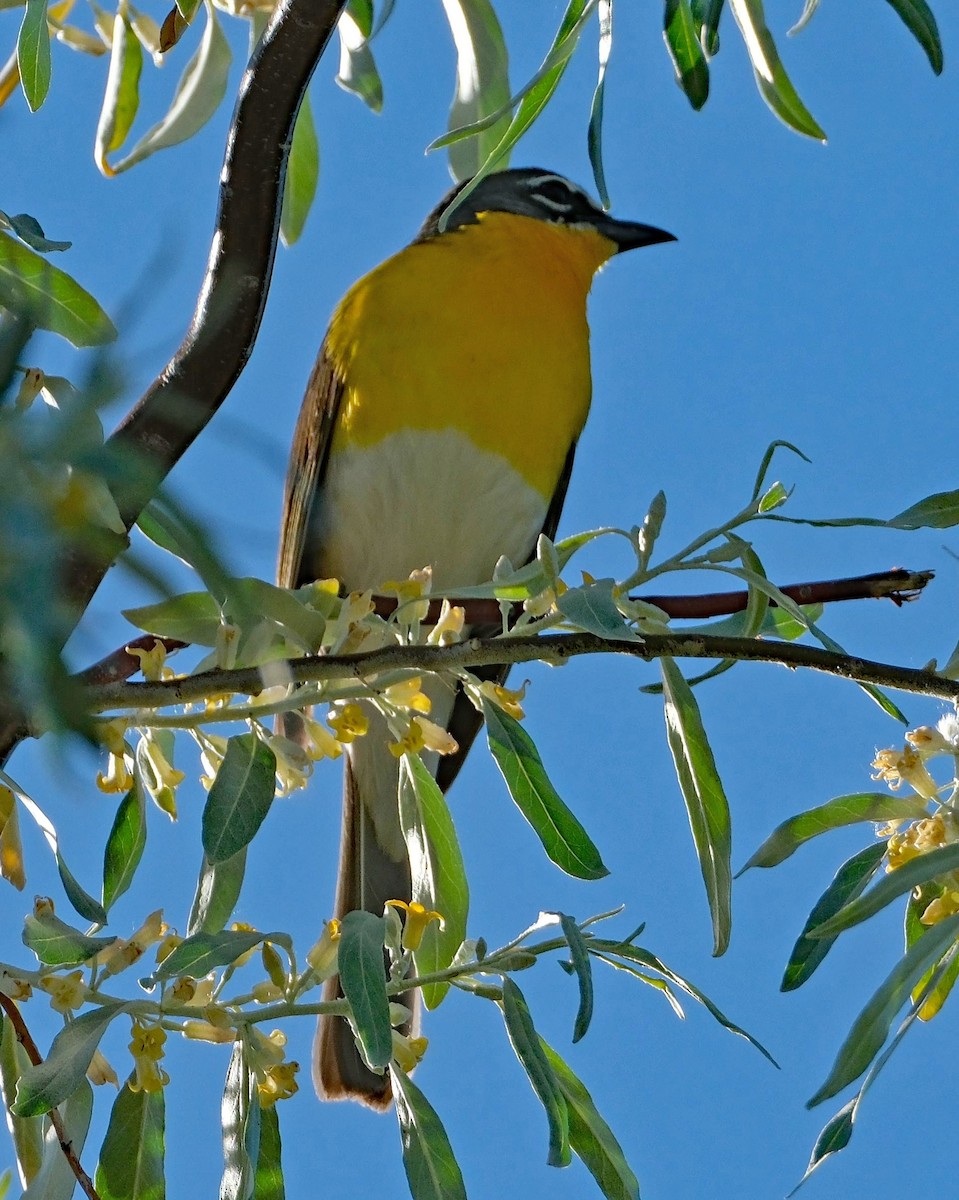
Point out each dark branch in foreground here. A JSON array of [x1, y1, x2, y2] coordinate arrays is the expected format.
[[0, 991, 101, 1200], [85, 628, 959, 715]]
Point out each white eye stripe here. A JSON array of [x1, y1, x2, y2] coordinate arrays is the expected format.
[[525, 173, 595, 213]]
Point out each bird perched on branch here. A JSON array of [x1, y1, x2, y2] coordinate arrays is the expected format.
[[277, 167, 674, 1107]]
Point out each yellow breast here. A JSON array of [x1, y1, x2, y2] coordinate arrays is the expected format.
[[323, 212, 617, 500]]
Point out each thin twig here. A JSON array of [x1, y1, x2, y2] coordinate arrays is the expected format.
[[0, 991, 101, 1200]]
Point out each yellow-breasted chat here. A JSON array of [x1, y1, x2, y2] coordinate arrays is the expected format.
[[277, 167, 674, 1107]]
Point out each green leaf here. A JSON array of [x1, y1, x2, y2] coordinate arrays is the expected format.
[[540, 1039, 639, 1200], [889, 488, 959, 529], [20, 1082, 93, 1200], [398, 756, 469, 1010], [94, 1079, 166, 1200], [253, 1102, 284, 1200], [337, 910, 392, 1071], [483, 698, 608, 881], [882, 0, 943, 73], [0, 211, 71, 252], [809, 912, 959, 1105], [335, 5, 383, 111], [0, 1016, 44, 1186], [787, 0, 820, 35], [664, 0, 709, 109], [811, 842, 959, 938], [0, 230, 116, 347], [660, 656, 732, 956], [220, 1040, 257, 1200], [280, 90, 319, 247], [739, 793, 928, 872], [108, 0, 231, 172], [727, 0, 826, 140], [589, 937, 777, 1064], [13, 1004, 126, 1117], [781, 842, 887, 992], [586, 0, 611, 205], [431, 0, 596, 223], [22, 912, 115, 966], [17, 0, 50, 110], [103, 780, 147, 912], [691, 0, 724, 55], [54, 847, 107, 925], [150, 928, 269, 980], [791, 1099, 855, 1194], [500, 977, 570, 1167], [558, 914, 593, 1042], [441, 0, 511, 182], [95, 8, 143, 173], [188, 848, 247, 935], [556, 578, 639, 641], [123, 591, 221, 645], [392, 1067, 467, 1200], [202, 734, 276, 864]]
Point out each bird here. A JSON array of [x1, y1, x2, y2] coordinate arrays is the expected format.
[[277, 167, 674, 1107]]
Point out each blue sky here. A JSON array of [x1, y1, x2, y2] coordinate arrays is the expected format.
[[3, 3, 959, 1197]]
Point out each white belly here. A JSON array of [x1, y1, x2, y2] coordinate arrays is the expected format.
[[309, 428, 549, 592]]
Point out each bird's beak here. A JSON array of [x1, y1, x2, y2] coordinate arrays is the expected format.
[[595, 216, 677, 253]]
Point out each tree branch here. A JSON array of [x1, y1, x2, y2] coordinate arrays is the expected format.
[[0, 991, 101, 1200], [83, 629, 959, 714]]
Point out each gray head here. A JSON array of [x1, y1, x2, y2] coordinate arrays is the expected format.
[[418, 167, 676, 253]]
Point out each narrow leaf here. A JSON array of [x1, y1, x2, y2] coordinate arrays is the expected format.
[[95, 8, 143, 174], [664, 0, 709, 109], [728, 0, 826, 139], [398, 756, 469, 1010], [150, 928, 267, 980], [882, 0, 942, 74], [691, 0, 724, 55], [220, 1041, 256, 1200], [791, 1099, 855, 1194], [810, 842, 959, 938], [809, 912, 959, 1104], [337, 910, 392, 1071], [202, 734, 276, 864], [188, 848, 247, 935], [253, 1103, 284, 1200], [280, 90, 319, 247], [483, 698, 608, 880], [0, 230, 116, 346], [540, 1039, 639, 1200], [586, 0, 611, 205], [17, 0, 50, 110], [393, 1067, 467, 1200], [739, 793, 928, 872], [0, 1016, 44, 1185], [889, 488, 959, 530], [660, 656, 732, 956], [21, 1082, 93, 1200], [13, 1004, 126, 1116], [781, 842, 887, 991], [102, 780, 147, 912], [501, 977, 570, 1167], [335, 6, 382, 110], [55, 848, 107, 925], [94, 1079, 166, 1200], [558, 914, 593, 1042], [441, 0, 511, 181]]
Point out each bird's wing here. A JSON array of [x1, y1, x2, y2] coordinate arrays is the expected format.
[[436, 440, 578, 793], [277, 342, 345, 589]]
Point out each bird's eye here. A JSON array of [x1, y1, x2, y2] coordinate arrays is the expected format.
[[532, 178, 576, 212]]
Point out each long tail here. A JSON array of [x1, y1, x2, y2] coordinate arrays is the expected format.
[[313, 729, 413, 1109]]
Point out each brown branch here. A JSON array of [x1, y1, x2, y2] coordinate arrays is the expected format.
[[83, 629, 959, 714], [0, 991, 101, 1200], [0, 0, 349, 763], [370, 568, 934, 624]]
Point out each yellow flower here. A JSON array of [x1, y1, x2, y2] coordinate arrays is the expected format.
[[417, 717, 458, 756], [0, 972, 32, 1000], [306, 919, 341, 980], [263, 732, 313, 795], [328, 703, 369, 743], [384, 567, 432, 624], [197, 733, 229, 790], [230, 922, 260, 967], [128, 1022, 170, 1094], [126, 640, 169, 682], [300, 715, 344, 762], [38, 970, 86, 1014], [155, 931, 184, 963], [385, 900, 443, 951], [99, 910, 167, 976], [257, 1061, 300, 1108], [87, 1049, 119, 1087], [871, 746, 940, 801], [905, 725, 952, 757], [384, 677, 432, 714], [182, 1020, 236, 1044], [427, 601, 465, 646], [97, 743, 134, 795], [920, 890, 959, 926], [478, 679, 528, 721], [391, 1031, 429, 1073], [138, 733, 185, 816], [389, 719, 427, 758]]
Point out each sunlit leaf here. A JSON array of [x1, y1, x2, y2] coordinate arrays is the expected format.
[[202, 734, 276, 865], [94, 1079, 165, 1200], [22, 911, 115, 966], [20, 1082, 93, 1200], [664, 0, 709, 109], [558, 913, 593, 1042], [280, 90, 319, 247], [889, 488, 959, 530], [102, 781, 147, 912], [187, 848, 247, 935], [335, 3, 382, 111], [882, 0, 942, 74], [13, 1004, 125, 1116], [95, 8, 143, 175], [393, 1067, 467, 1200], [337, 910, 392, 1071], [17, 0, 50, 111], [441, 0, 510, 181], [150, 928, 272, 981], [556, 577, 639, 641]]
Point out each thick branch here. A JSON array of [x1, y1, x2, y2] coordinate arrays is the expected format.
[[84, 631, 959, 713]]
